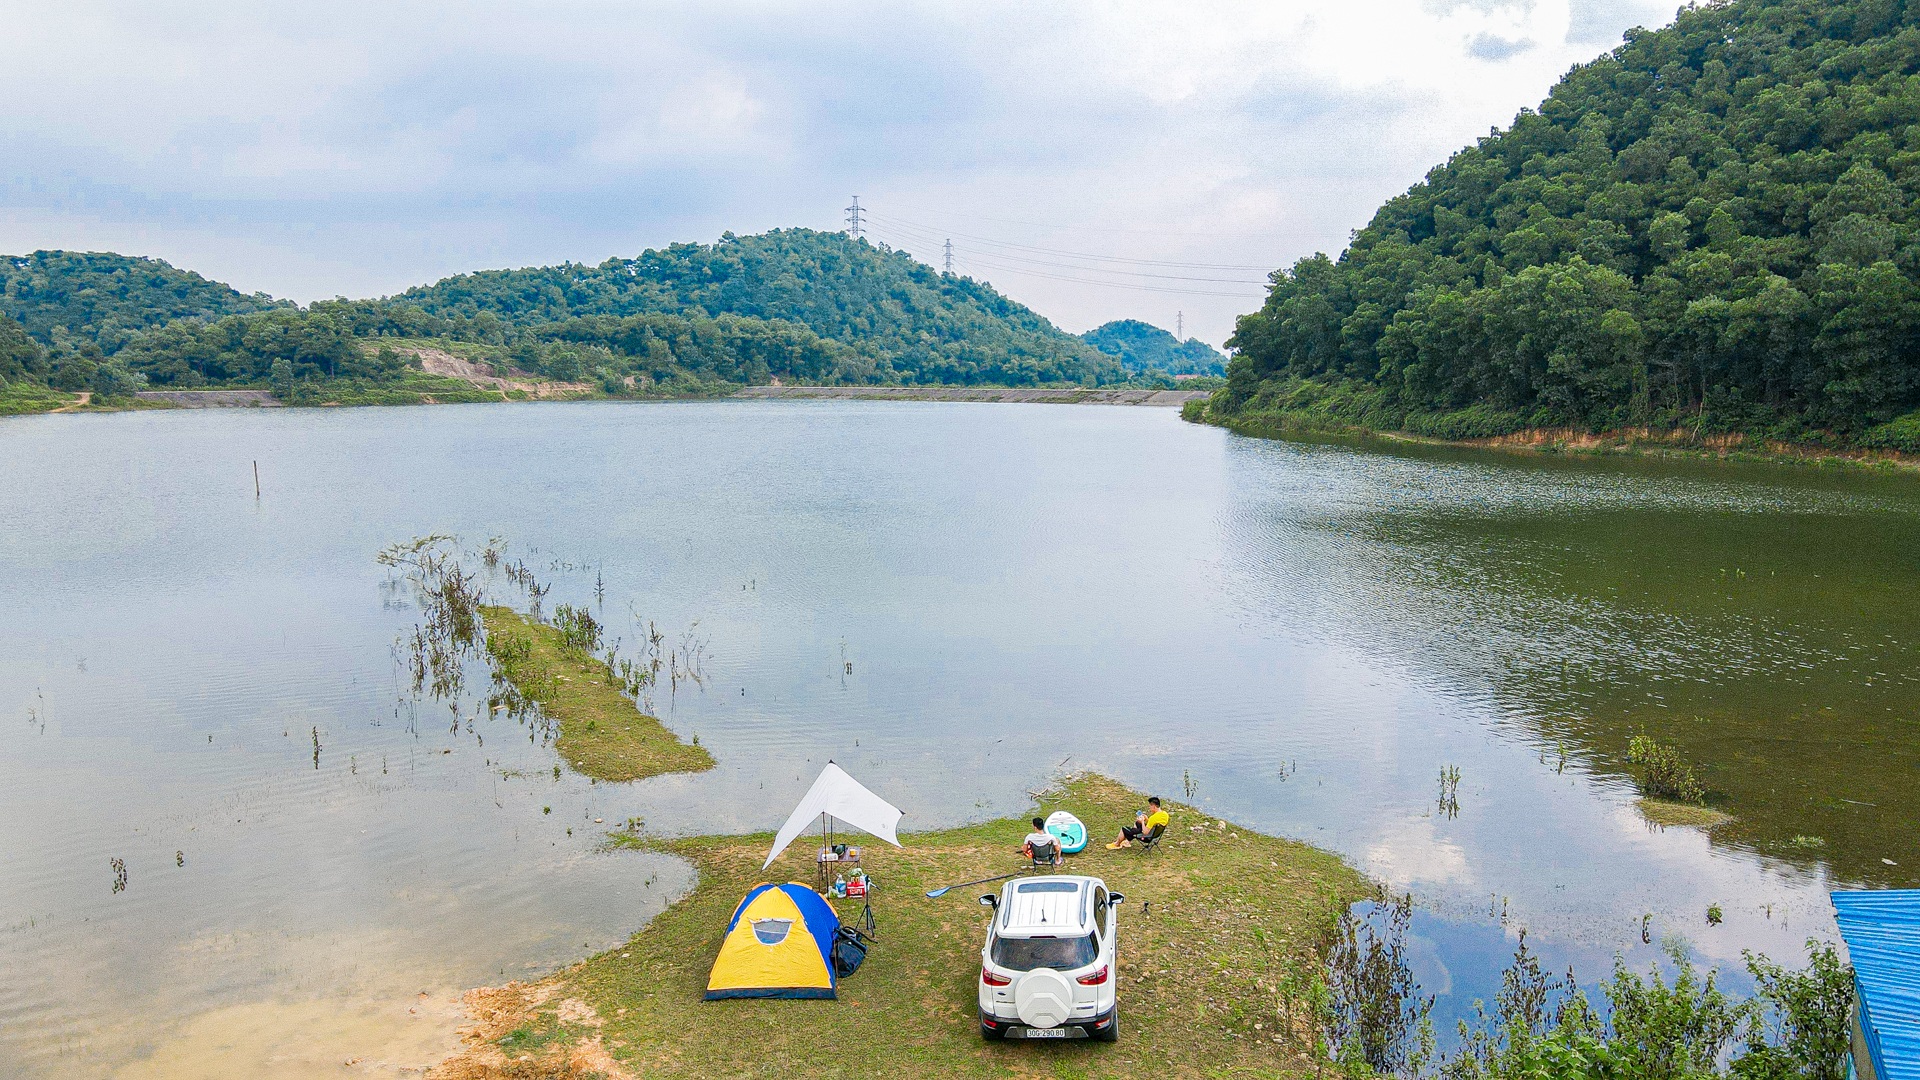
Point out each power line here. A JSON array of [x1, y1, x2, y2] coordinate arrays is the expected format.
[[867, 220, 1269, 286], [882, 201, 1261, 240], [864, 210, 1275, 272], [941, 250, 1267, 298], [848, 198, 1273, 299]]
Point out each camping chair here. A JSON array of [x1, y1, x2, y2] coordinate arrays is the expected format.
[[1027, 834, 1062, 870], [1133, 822, 1166, 854]]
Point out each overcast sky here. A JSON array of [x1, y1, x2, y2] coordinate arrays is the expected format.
[[0, 0, 1677, 346]]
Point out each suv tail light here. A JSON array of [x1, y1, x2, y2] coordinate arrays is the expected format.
[[981, 965, 1011, 987], [1076, 965, 1109, 986]]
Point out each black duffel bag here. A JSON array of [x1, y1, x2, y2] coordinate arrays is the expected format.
[[831, 925, 872, 977]]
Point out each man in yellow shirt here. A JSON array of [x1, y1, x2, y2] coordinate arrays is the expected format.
[[1106, 797, 1169, 849]]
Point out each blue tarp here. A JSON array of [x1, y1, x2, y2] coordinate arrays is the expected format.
[[1832, 889, 1920, 1080]]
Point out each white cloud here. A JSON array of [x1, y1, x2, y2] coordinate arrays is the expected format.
[[1365, 815, 1475, 889], [0, 0, 1680, 342]]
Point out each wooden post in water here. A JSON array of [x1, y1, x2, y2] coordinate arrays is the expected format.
[[253, 460, 260, 499]]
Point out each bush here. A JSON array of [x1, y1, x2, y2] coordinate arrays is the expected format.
[[1861, 411, 1920, 453], [1405, 405, 1529, 440], [1734, 942, 1854, 1080], [1627, 734, 1707, 804], [1440, 938, 1853, 1080], [89, 361, 146, 400]]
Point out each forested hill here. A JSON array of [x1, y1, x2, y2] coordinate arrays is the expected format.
[[1217, 0, 1920, 451], [395, 229, 1117, 386], [1, 252, 281, 354], [1082, 320, 1227, 376], [0, 230, 1128, 408]]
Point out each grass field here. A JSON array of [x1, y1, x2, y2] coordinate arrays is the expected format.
[[479, 606, 715, 783], [430, 774, 1368, 1080]]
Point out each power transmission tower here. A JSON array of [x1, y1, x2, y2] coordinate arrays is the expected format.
[[1177, 311, 1184, 339], [845, 196, 865, 240], [943, 239, 953, 274]]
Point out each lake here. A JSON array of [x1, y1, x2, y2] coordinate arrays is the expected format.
[[2, 400, 1915, 1075]]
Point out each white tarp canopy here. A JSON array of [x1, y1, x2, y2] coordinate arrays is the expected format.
[[763, 762, 903, 869]]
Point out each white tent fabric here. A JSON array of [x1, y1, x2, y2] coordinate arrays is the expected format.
[[763, 763, 903, 869]]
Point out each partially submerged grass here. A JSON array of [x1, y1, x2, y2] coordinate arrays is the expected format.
[[480, 605, 714, 783], [431, 774, 1368, 1079], [1637, 798, 1734, 829]]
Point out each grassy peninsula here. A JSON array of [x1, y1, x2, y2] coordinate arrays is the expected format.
[[429, 775, 1367, 1079], [480, 606, 714, 783]]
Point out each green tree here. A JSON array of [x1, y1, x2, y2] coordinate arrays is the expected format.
[[1221, 0, 1920, 443], [0, 312, 47, 384]]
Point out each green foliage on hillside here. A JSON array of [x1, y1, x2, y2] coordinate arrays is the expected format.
[[1220, 0, 1920, 447], [117, 309, 388, 388], [0, 230, 1128, 411], [396, 228, 1120, 386], [1083, 319, 1227, 376], [0, 312, 47, 384], [0, 251, 280, 355]]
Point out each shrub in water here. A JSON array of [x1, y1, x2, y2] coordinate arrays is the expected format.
[[1627, 734, 1707, 805]]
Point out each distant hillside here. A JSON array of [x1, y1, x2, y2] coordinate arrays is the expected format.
[[0, 251, 280, 356], [396, 229, 1120, 387], [1214, 0, 1920, 452], [1082, 320, 1226, 376], [0, 230, 1127, 407]]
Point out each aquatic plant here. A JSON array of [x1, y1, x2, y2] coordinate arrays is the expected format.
[[1438, 766, 1461, 819], [550, 603, 604, 659], [1326, 893, 1434, 1077], [383, 535, 486, 707], [1627, 734, 1707, 805]]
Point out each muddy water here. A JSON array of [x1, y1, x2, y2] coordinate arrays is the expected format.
[[1, 401, 1915, 1074]]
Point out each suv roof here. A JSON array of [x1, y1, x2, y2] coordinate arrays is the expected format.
[[995, 876, 1100, 937]]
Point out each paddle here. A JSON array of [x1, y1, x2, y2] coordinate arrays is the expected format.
[[925, 869, 1025, 899]]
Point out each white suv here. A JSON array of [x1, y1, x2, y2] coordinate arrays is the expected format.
[[977, 875, 1124, 1041]]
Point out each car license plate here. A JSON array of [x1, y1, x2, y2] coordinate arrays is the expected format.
[[1017, 1027, 1070, 1039]]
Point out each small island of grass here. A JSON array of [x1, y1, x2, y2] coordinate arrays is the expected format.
[[479, 605, 714, 783], [430, 774, 1368, 1079], [1636, 797, 1735, 830]]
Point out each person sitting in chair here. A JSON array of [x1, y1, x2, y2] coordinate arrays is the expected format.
[[1021, 817, 1061, 867], [1106, 797, 1169, 849]]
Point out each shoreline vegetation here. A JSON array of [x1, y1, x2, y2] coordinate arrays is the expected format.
[[429, 775, 1370, 1080], [0, 374, 1215, 416], [1184, 390, 1920, 474]]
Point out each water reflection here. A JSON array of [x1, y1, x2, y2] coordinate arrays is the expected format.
[[0, 402, 1912, 1073]]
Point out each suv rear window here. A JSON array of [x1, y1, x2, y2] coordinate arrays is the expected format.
[[991, 933, 1099, 972]]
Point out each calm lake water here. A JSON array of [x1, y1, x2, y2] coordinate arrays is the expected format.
[[2, 401, 1916, 1075]]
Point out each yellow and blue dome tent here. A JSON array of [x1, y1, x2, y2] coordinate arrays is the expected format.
[[705, 882, 843, 1000]]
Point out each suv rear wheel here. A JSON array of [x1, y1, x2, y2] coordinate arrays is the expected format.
[[1094, 1006, 1119, 1043]]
